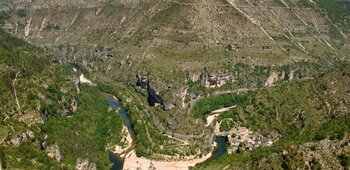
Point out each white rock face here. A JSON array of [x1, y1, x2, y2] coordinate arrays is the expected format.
[[46, 143, 62, 161], [24, 17, 32, 37], [7, 130, 35, 146], [265, 71, 279, 86], [79, 74, 93, 85], [75, 158, 96, 170]]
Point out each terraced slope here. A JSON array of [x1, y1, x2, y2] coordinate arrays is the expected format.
[[0, 0, 349, 169], [1, 0, 349, 73], [1, 0, 348, 119]]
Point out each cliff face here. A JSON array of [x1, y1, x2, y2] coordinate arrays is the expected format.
[[3, 1, 349, 51], [201, 72, 234, 88], [194, 63, 350, 170], [1, 1, 349, 106], [0, 1, 349, 169], [136, 74, 164, 106]]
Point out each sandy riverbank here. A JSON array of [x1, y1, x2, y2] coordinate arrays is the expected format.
[[206, 114, 220, 127], [114, 124, 133, 157], [123, 149, 214, 170], [211, 105, 236, 114], [206, 105, 236, 126], [113, 96, 233, 169], [121, 119, 216, 169]]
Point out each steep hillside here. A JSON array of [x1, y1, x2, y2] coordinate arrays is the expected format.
[[0, 0, 349, 169], [0, 30, 74, 169], [193, 63, 350, 169], [0, 0, 348, 109], [1, 0, 348, 131], [0, 31, 123, 169]]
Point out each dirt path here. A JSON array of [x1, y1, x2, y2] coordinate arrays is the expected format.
[[13, 71, 21, 111], [206, 105, 237, 127], [164, 134, 190, 145]]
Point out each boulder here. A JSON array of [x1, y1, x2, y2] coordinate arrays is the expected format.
[[76, 158, 96, 170], [46, 144, 62, 161]]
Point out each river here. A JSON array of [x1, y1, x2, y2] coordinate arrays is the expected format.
[[104, 93, 228, 170], [210, 136, 228, 160], [104, 94, 135, 170]]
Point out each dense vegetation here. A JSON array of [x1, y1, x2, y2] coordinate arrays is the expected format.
[[1, 141, 62, 169], [1, 0, 349, 169], [0, 30, 124, 169], [0, 30, 69, 169], [193, 64, 350, 169], [192, 93, 248, 118], [98, 83, 200, 159], [44, 85, 123, 169], [192, 57, 343, 118], [0, 11, 9, 25]]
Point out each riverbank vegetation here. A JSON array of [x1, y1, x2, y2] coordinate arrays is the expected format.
[[98, 83, 203, 160], [44, 85, 123, 169], [193, 63, 350, 169], [192, 93, 247, 118], [0, 30, 125, 169]]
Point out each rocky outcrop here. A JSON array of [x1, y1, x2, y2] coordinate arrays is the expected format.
[[201, 72, 234, 88], [73, 76, 81, 93], [147, 84, 164, 107], [6, 131, 35, 146], [265, 71, 279, 86], [288, 70, 295, 80], [70, 97, 78, 112], [46, 143, 62, 161], [136, 74, 148, 89], [179, 87, 188, 108], [79, 74, 93, 85], [73, 73, 95, 92], [59, 109, 73, 116], [264, 70, 296, 87], [190, 73, 201, 82], [57, 96, 77, 116], [264, 70, 295, 87], [39, 134, 48, 150], [301, 138, 350, 170], [136, 74, 164, 107], [75, 158, 97, 170], [41, 109, 50, 120]]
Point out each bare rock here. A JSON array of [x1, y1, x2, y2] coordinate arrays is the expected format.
[[7, 130, 35, 146], [46, 143, 62, 161], [26, 131, 35, 138], [76, 158, 96, 170], [10, 138, 21, 146], [136, 74, 148, 89], [202, 72, 234, 88], [71, 97, 78, 112], [265, 71, 279, 86]]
